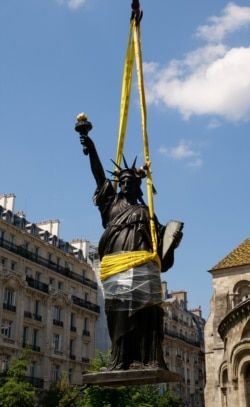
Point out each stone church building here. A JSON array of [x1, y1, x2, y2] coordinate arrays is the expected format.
[[205, 236, 250, 407]]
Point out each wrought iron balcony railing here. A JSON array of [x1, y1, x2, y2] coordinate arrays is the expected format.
[[3, 303, 16, 312], [72, 295, 100, 314], [26, 276, 49, 294], [26, 376, 44, 389], [0, 237, 97, 290]]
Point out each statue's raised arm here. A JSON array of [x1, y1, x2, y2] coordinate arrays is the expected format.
[[75, 113, 105, 189]]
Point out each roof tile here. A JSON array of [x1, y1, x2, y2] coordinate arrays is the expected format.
[[211, 237, 250, 271]]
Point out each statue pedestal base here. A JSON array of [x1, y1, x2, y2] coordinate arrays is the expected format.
[[82, 368, 181, 387]]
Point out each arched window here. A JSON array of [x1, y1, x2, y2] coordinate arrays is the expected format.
[[221, 368, 228, 407], [233, 281, 250, 307], [244, 364, 250, 407]]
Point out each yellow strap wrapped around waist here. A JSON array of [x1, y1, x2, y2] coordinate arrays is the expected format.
[[100, 250, 161, 281]]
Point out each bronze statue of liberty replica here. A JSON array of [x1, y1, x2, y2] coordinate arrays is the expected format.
[[75, 114, 183, 372]]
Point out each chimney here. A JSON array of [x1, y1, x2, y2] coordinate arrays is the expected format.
[[36, 220, 60, 238], [0, 194, 16, 212]]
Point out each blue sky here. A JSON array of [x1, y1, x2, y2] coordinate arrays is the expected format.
[[1, 0, 250, 319]]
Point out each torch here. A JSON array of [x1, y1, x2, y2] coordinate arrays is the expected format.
[[74, 112, 93, 155]]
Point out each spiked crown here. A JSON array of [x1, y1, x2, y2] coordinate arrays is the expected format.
[[107, 156, 146, 183]]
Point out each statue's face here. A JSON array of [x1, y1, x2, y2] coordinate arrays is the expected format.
[[119, 176, 138, 201]]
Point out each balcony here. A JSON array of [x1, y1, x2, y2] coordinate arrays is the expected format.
[[164, 327, 200, 348], [53, 319, 63, 327], [26, 276, 49, 294], [24, 311, 32, 319], [22, 343, 40, 352], [82, 329, 90, 337], [32, 345, 41, 352], [3, 303, 16, 312], [0, 237, 97, 290], [70, 325, 77, 332], [26, 376, 44, 389], [70, 354, 76, 360], [82, 357, 90, 363], [33, 313, 42, 322], [72, 295, 100, 314]]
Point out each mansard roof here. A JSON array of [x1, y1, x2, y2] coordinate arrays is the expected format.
[[210, 237, 250, 271]]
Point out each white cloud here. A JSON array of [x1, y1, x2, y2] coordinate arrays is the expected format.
[[207, 118, 221, 129], [196, 2, 250, 42], [55, 0, 87, 9], [188, 158, 203, 168], [144, 3, 250, 122], [158, 140, 202, 167]]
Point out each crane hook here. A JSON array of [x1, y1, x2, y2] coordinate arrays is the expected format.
[[131, 0, 143, 25]]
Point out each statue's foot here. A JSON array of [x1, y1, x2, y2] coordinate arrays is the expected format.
[[143, 361, 169, 370], [129, 361, 144, 369], [107, 362, 130, 371]]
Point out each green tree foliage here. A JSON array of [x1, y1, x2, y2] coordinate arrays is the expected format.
[[79, 351, 182, 407], [87, 350, 111, 372], [39, 351, 182, 407], [40, 374, 84, 407], [81, 384, 182, 407], [0, 349, 35, 407]]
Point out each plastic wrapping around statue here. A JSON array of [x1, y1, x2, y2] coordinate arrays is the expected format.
[[103, 260, 162, 313]]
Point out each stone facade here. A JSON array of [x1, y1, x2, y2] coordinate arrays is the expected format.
[[0, 194, 99, 390], [162, 283, 206, 406], [205, 236, 250, 407]]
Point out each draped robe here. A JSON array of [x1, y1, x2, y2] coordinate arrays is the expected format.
[[94, 180, 174, 370]]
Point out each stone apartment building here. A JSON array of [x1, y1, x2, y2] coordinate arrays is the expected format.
[[161, 283, 206, 407], [0, 193, 100, 390], [205, 236, 250, 407]]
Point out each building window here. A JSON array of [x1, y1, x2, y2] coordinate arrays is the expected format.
[[68, 368, 73, 384], [33, 329, 39, 350], [84, 317, 89, 331], [53, 334, 62, 351], [30, 362, 36, 378], [234, 281, 250, 305], [58, 281, 63, 290], [83, 317, 90, 336], [34, 247, 39, 261], [34, 300, 40, 315], [70, 340, 75, 359], [24, 242, 29, 251], [1, 320, 13, 338], [49, 278, 55, 287], [53, 365, 60, 382], [1, 258, 7, 267], [23, 326, 29, 346], [82, 343, 89, 362], [25, 267, 32, 275], [53, 306, 62, 321], [35, 271, 41, 282], [70, 313, 76, 332], [48, 253, 52, 264], [3, 288, 16, 308], [11, 261, 16, 271], [65, 262, 72, 274]]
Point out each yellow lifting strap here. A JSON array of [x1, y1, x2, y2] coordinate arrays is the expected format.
[[100, 19, 160, 281]]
